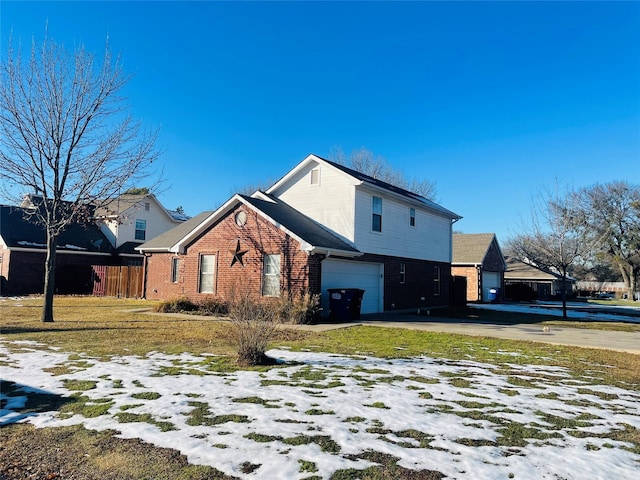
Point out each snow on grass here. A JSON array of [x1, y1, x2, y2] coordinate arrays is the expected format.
[[1, 341, 638, 479]]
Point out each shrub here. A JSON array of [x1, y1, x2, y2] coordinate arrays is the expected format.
[[275, 292, 321, 324], [197, 297, 229, 315], [154, 297, 228, 315], [153, 297, 197, 313], [228, 291, 280, 366]]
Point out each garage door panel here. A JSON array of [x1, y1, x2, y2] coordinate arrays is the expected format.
[[321, 260, 382, 315]]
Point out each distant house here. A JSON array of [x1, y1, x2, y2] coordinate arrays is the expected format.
[[94, 193, 188, 265], [451, 233, 507, 302], [0, 204, 113, 295], [138, 154, 462, 315], [0, 193, 187, 296], [504, 256, 575, 301]]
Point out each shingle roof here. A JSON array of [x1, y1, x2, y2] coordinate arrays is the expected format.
[[319, 156, 461, 220], [241, 193, 360, 255], [0, 205, 113, 253], [135, 210, 215, 251], [452, 233, 497, 264], [504, 256, 568, 282]]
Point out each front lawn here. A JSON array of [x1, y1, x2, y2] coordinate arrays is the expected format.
[[1, 296, 639, 479]]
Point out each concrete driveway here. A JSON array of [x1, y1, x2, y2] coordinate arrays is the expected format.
[[293, 307, 640, 355]]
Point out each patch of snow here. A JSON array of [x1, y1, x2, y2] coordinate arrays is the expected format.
[[0, 343, 638, 479]]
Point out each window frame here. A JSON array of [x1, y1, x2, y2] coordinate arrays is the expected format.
[[409, 207, 416, 227], [372, 196, 382, 232], [433, 266, 441, 296], [310, 168, 320, 186], [198, 254, 216, 294], [262, 254, 281, 297], [134, 219, 146, 241], [170, 257, 180, 283]]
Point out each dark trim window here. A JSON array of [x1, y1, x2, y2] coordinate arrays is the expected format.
[[199, 254, 216, 293], [134, 219, 146, 241], [171, 257, 180, 283], [409, 208, 416, 227], [262, 254, 281, 296], [372, 196, 382, 232], [400, 263, 406, 284], [434, 266, 441, 296]]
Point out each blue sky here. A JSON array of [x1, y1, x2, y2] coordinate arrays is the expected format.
[[2, 1, 639, 243]]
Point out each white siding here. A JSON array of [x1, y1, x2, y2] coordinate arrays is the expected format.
[[353, 188, 452, 262], [271, 161, 358, 243], [102, 199, 179, 248]]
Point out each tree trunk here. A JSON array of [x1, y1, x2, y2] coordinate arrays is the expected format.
[[41, 230, 57, 323], [561, 275, 568, 318]]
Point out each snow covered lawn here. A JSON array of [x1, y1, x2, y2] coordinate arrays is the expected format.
[[1, 340, 639, 479]]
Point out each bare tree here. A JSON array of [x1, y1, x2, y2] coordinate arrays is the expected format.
[[508, 182, 596, 318], [329, 146, 438, 201], [0, 33, 160, 322], [577, 181, 640, 300]]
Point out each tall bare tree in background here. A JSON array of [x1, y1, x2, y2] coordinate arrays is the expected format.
[[507, 182, 596, 318], [577, 181, 640, 300], [329, 146, 438, 201], [0, 33, 160, 322]]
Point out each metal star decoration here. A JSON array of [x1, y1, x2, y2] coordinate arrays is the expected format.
[[229, 239, 249, 267]]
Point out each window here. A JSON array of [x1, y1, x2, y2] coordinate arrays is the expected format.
[[171, 257, 180, 283], [144, 202, 150, 211], [199, 254, 216, 293], [134, 219, 146, 241], [433, 266, 441, 296], [400, 263, 406, 284], [409, 208, 416, 227], [372, 196, 382, 232], [310, 168, 320, 186], [262, 254, 281, 296]]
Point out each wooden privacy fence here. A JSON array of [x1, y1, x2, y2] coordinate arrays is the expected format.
[[92, 265, 143, 298]]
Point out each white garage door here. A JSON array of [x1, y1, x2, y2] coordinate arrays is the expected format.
[[482, 271, 501, 302], [321, 259, 383, 315]]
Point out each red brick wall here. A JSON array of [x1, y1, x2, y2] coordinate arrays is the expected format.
[[451, 266, 480, 302], [144, 206, 315, 302]]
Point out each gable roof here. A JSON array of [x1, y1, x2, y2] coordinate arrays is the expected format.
[[134, 210, 215, 252], [94, 193, 187, 223], [504, 256, 575, 283], [137, 193, 361, 257], [266, 154, 462, 220], [242, 192, 360, 255], [0, 205, 113, 254], [452, 233, 498, 264]]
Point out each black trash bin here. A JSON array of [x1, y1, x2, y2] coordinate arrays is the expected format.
[[327, 288, 365, 321]]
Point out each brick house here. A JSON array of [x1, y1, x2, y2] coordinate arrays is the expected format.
[[0, 194, 187, 296], [451, 233, 506, 302], [138, 154, 462, 315], [0, 204, 114, 295]]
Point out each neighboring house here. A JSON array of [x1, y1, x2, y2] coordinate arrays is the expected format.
[[451, 233, 507, 302], [0, 193, 187, 296], [94, 194, 188, 265], [0, 204, 114, 295], [504, 256, 575, 301], [138, 154, 461, 315]]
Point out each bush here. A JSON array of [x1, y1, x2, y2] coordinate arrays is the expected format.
[[153, 297, 198, 313], [198, 297, 229, 315], [275, 292, 321, 324], [228, 291, 280, 366], [153, 297, 228, 315]]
